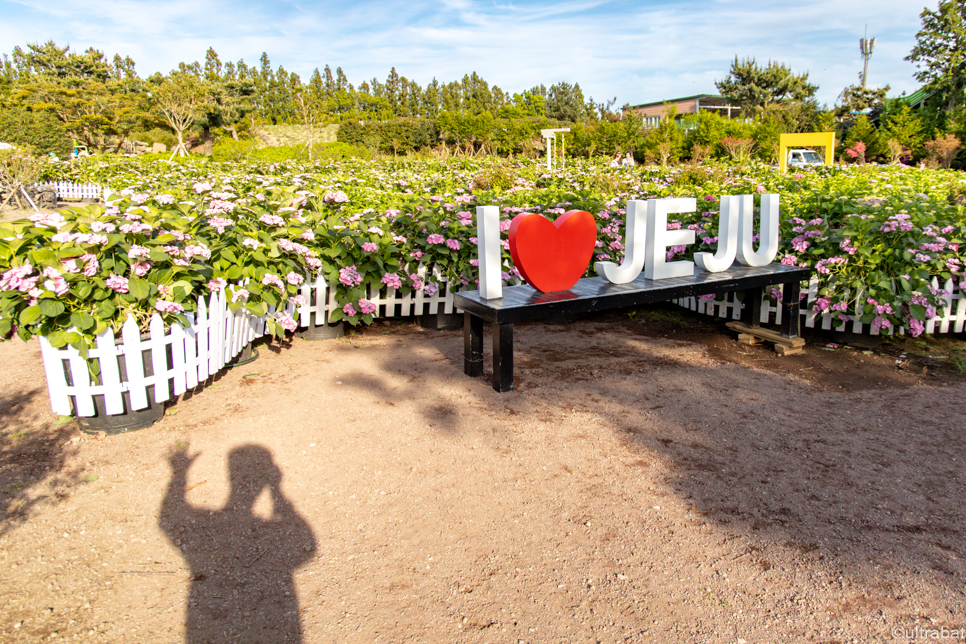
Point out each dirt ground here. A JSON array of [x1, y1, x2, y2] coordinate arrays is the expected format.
[[1, 301, 965, 644]]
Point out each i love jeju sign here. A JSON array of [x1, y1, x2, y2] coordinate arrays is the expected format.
[[476, 195, 781, 299]]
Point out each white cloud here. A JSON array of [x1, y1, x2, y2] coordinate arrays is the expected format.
[[0, 0, 925, 106]]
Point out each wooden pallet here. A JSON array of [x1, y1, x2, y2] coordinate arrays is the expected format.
[[726, 321, 805, 356]]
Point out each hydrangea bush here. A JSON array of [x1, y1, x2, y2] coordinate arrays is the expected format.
[[5, 156, 965, 355]]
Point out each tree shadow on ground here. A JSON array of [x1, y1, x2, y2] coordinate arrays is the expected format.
[[339, 318, 966, 601], [159, 443, 317, 644], [0, 387, 79, 536]]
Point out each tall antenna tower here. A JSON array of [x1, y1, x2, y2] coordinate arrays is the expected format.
[[859, 25, 876, 89]]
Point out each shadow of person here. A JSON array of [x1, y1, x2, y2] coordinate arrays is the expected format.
[[160, 444, 316, 643]]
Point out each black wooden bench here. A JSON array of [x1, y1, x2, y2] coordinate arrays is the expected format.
[[454, 263, 813, 392]]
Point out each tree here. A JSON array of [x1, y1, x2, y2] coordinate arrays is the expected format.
[[715, 57, 818, 113], [546, 81, 589, 122], [10, 41, 151, 151], [879, 101, 925, 156], [834, 84, 890, 117], [841, 115, 886, 161], [152, 72, 209, 156], [906, 0, 966, 111]]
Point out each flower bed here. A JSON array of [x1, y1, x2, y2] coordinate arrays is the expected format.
[[4, 157, 966, 359], [39, 265, 464, 418]]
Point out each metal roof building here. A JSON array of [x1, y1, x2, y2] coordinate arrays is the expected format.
[[622, 94, 737, 126]]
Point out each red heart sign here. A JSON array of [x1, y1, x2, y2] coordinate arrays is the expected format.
[[508, 210, 597, 293]]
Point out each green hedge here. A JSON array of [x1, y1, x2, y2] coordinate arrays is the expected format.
[[0, 107, 72, 157], [211, 139, 372, 163]]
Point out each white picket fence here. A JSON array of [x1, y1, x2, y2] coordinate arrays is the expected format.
[[292, 264, 460, 325], [35, 181, 106, 201], [39, 266, 463, 417], [40, 288, 267, 417], [674, 275, 966, 336]]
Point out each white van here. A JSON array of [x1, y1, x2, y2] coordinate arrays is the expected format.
[[787, 148, 825, 167]]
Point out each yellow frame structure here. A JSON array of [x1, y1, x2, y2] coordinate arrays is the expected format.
[[779, 132, 836, 173]]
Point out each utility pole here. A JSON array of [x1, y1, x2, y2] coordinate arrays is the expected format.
[[859, 25, 876, 89]]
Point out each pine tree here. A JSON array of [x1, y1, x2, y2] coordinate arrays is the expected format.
[[716, 57, 818, 113], [906, 0, 966, 111]]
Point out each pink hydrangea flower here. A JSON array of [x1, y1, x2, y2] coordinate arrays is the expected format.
[[119, 221, 153, 234], [362, 242, 378, 252], [339, 265, 363, 287], [207, 278, 228, 292], [323, 191, 349, 203], [259, 214, 286, 227], [381, 272, 402, 290], [0, 263, 34, 291], [908, 317, 925, 337], [82, 254, 99, 277], [155, 300, 185, 314], [342, 303, 357, 316], [286, 272, 304, 286], [132, 261, 152, 277], [184, 244, 212, 260], [276, 311, 297, 332], [262, 273, 285, 290], [106, 274, 129, 293], [426, 234, 445, 244], [359, 299, 377, 315], [445, 239, 461, 250], [29, 213, 66, 229], [90, 221, 116, 233], [208, 217, 234, 233], [41, 267, 68, 296]]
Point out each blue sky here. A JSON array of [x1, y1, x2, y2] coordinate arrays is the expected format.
[[1, 0, 928, 108]]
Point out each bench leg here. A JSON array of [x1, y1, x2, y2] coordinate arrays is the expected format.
[[741, 286, 763, 328], [463, 313, 484, 377], [492, 322, 514, 393], [781, 280, 802, 338]]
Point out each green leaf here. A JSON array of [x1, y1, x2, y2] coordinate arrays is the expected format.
[[226, 265, 243, 280], [73, 337, 90, 360], [47, 330, 76, 348], [39, 299, 65, 318], [19, 306, 41, 325], [96, 300, 116, 320], [69, 311, 95, 330], [909, 304, 927, 321], [29, 249, 58, 265], [72, 281, 93, 299], [128, 277, 150, 300]]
